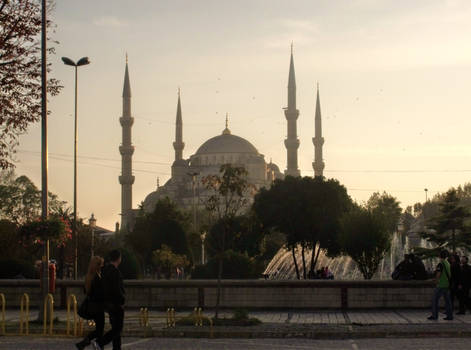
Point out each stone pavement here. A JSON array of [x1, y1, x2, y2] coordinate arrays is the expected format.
[[2, 337, 471, 350], [2, 308, 471, 339]]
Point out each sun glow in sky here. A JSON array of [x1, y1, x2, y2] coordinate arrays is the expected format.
[[14, 0, 471, 229]]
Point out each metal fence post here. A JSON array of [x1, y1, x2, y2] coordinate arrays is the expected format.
[[19, 293, 30, 336], [43, 293, 54, 335]]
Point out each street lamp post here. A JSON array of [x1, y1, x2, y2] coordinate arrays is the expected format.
[[424, 188, 428, 202], [39, 0, 49, 322], [88, 213, 96, 258], [187, 172, 199, 233], [200, 231, 207, 265], [62, 56, 90, 279]]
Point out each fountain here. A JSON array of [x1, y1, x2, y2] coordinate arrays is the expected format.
[[264, 232, 436, 280]]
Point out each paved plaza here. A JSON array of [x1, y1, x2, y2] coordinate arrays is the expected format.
[[4, 308, 471, 326], [1, 337, 471, 350], [2, 307, 471, 350]]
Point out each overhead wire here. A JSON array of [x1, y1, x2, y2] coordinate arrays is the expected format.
[[18, 149, 468, 194]]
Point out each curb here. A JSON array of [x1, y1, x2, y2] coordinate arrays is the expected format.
[[122, 325, 471, 339], [3, 324, 471, 339]]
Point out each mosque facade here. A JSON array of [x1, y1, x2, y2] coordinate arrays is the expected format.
[[119, 48, 325, 231]]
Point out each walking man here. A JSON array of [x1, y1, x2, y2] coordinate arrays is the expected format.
[[93, 250, 125, 350], [428, 250, 453, 321]]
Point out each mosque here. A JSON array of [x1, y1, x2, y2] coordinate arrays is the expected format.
[[118, 48, 325, 231]]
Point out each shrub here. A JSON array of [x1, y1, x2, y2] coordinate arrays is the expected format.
[[0, 258, 35, 279], [118, 248, 140, 279], [191, 250, 259, 279]]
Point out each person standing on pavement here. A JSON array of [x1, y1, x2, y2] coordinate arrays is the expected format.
[[457, 256, 471, 314], [449, 253, 461, 311], [428, 250, 453, 321], [75, 256, 105, 350], [93, 250, 125, 350]]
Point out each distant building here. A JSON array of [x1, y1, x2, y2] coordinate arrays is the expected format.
[[119, 47, 325, 231]]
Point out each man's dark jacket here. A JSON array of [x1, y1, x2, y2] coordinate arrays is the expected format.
[[102, 263, 125, 306]]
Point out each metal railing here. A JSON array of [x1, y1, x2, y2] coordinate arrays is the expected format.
[[66, 294, 79, 336], [19, 293, 29, 335], [43, 293, 54, 335], [0, 294, 215, 338], [166, 307, 176, 328], [135, 306, 213, 337], [193, 307, 203, 326], [0, 293, 5, 335], [139, 307, 149, 327]]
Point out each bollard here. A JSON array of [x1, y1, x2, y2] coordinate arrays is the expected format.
[[197, 307, 203, 327], [170, 308, 175, 327], [166, 307, 176, 328], [193, 307, 203, 327], [66, 294, 78, 336], [43, 293, 54, 336], [139, 307, 149, 327], [0, 293, 5, 335], [193, 307, 198, 326], [143, 308, 149, 327], [79, 318, 84, 337], [208, 316, 214, 338], [19, 293, 29, 336]]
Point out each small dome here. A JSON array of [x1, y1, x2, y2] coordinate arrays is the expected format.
[[195, 133, 259, 155], [267, 162, 281, 173]]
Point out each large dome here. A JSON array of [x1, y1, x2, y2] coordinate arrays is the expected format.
[[195, 132, 259, 155]]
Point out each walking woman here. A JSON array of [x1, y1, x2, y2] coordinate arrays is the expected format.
[[76, 256, 105, 350]]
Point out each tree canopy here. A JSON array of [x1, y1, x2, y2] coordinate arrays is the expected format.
[[253, 176, 352, 279], [126, 197, 190, 272], [416, 188, 471, 257], [339, 206, 392, 279], [366, 191, 402, 234], [0, 170, 65, 224], [0, 0, 62, 169]]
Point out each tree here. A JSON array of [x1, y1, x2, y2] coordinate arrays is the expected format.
[[0, 170, 66, 224], [191, 250, 259, 279], [126, 198, 190, 273], [19, 215, 69, 247], [205, 212, 264, 259], [253, 176, 352, 279], [259, 230, 286, 266], [152, 244, 190, 279], [19, 215, 71, 279], [202, 164, 252, 318], [339, 207, 391, 279], [0, 219, 20, 259], [0, 0, 62, 169], [366, 191, 402, 234], [417, 189, 471, 257]]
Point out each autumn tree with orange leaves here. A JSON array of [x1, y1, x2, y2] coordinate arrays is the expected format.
[[0, 0, 61, 169]]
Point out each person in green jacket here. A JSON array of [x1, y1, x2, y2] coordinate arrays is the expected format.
[[428, 250, 453, 320]]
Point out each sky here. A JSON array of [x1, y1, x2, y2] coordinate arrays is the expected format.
[[13, 0, 471, 230]]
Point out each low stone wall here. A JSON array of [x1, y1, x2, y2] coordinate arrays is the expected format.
[[0, 279, 435, 310]]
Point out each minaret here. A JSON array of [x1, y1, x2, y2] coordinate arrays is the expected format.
[[284, 44, 300, 177], [119, 54, 135, 230], [173, 88, 184, 161], [312, 83, 325, 177], [171, 89, 187, 181]]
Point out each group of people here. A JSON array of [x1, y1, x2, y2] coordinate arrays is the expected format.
[[309, 266, 334, 280], [428, 250, 471, 320], [392, 253, 428, 280], [76, 250, 125, 350]]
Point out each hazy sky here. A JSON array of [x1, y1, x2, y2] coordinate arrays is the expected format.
[[14, 0, 471, 229]]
